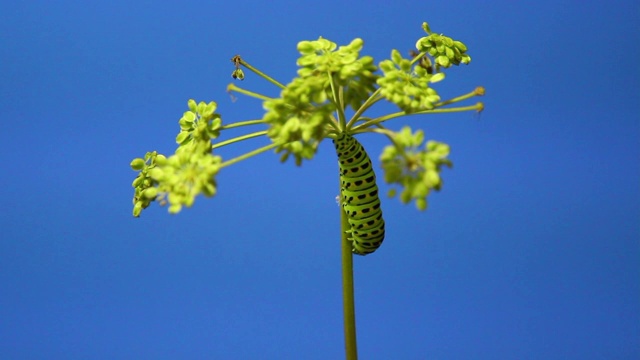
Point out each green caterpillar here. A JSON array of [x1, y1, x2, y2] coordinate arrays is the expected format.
[[333, 133, 385, 255]]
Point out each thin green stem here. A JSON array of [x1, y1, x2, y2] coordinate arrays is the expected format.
[[329, 74, 347, 130], [323, 122, 340, 138], [239, 58, 286, 89], [367, 126, 396, 139], [212, 131, 268, 150], [227, 83, 274, 101], [352, 102, 484, 131], [346, 88, 383, 130], [434, 88, 484, 107], [221, 119, 267, 130], [220, 142, 278, 168], [409, 51, 428, 66], [340, 190, 358, 360]]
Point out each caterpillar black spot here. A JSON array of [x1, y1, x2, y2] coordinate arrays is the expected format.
[[333, 133, 385, 255]]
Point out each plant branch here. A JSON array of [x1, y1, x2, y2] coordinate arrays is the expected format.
[[329, 74, 347, 130], [346, 88, 383, 130], [239, 58, 287, 89], [434, 86, 485, 107], [220, 142, 279, 168], [212, 131, 269, 150], [221, 119, 267, 130], [353, 101, 484, 131], [340, 197, 358, 360], [227, 83, 274, 101]]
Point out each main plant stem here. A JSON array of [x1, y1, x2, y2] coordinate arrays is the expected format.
[[340, 199, 358, 360]]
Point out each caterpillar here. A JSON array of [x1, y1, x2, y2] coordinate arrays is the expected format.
[[333, 133, 385, 255]]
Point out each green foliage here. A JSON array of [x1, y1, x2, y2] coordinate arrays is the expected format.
[[130, 21, 484, 217]]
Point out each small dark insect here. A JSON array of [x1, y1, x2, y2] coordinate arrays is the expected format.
[[231, 55, 242, 68], [409, 50, 434, 74], [230, 55, 244, 80]]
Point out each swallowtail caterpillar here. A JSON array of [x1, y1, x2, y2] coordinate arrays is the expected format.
[[333, 133, 385, 255]]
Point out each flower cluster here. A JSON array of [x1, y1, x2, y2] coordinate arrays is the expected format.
[[144, 145, 221, 214], [415, 22, 471, 68], [130, 100, 223, 216], [297, 37, 378, 110], [131, 151, 163, 217], [263, 76, 334, 165], [130, 22, 481, 219], [377, 49, 445, 113], [176, 100, 222, 147], [380, 126, 452, 210]]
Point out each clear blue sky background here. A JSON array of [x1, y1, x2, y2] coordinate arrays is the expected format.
[[1, 1, 638, 359]]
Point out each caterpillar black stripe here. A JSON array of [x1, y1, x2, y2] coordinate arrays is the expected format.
[[333, 133, 385, 255]]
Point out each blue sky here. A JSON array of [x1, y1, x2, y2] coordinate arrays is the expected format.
[[1, 1, 638, 359]]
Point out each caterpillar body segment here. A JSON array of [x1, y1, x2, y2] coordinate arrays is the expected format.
[[333, 133, 385, 255]]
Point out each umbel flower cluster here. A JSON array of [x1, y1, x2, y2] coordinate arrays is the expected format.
[[130, 22, 484, 217], [131, 101, 223, 215]]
